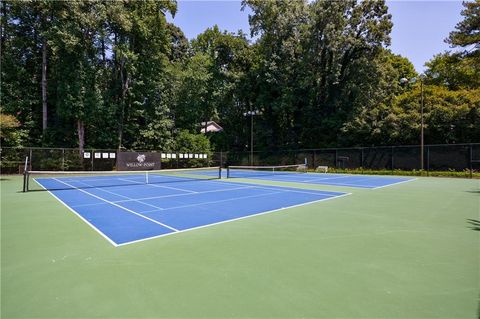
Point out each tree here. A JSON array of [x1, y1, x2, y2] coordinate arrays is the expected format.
[[340, 49, 417, 146], [424, 52, 480, 89], [242, 0, 309, 149], [242, 0, 393, 148], [446, 0, 480, 52], [0, 113, 27, 146], [191, 26, 253, 148], [1, 0, 476, 154], [105, 0, 177, 150], [1, 1, 53, 145], [392, 86, 480, 144]]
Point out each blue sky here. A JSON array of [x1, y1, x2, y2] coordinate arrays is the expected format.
[[167, 0, 465, 73]]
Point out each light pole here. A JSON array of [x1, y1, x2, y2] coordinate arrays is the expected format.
[[243, 109, 262, 166], [400, 74, 426, 170]]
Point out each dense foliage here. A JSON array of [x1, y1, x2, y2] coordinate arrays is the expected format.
[[1, 0, 478, 151]]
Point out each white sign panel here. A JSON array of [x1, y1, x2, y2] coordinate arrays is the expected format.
[[109, 153, 116, 159], [94, 153, 101, 159], [83, 152, 91, 159]]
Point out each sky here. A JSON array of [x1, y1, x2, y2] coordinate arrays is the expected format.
[[167, 0, 465, 73]]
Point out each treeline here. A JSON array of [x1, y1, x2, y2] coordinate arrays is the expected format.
[[1, 0, 479, 153]]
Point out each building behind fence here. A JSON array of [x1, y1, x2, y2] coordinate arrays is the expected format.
[[1, 143, 479, 176]]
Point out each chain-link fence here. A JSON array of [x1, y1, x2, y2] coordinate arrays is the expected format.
[[223, 143, 480, 177], [0, 147, 224, 174], [1, 144, 478, 177]]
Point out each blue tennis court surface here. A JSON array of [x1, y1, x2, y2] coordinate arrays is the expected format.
[[226, 169, 415, 188], [34, 172, 348, 246]]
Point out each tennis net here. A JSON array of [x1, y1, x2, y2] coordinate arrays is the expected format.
[[24, 167, 221, 192], [226, 164, 307, 178]]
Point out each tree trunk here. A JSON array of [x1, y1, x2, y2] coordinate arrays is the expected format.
[[118, 58, 129, 150], [101, 36, 106, 67], [77, 119, 85, 156], [41, 35, 48, 131]]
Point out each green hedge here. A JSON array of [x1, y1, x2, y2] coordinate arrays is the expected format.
[[312, 168, 479, 178]]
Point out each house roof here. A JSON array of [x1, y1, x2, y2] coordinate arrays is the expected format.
[[200, 121, 223, 133]]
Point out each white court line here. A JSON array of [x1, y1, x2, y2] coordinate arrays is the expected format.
[[34, 179, 351, 247], [114, 184, 344, 209], [234, 172, 416, 189], [61, 174, 199, 194], [296, 181, 375, 188], [71, 202, 109, 208], [234, 176, 378, 189], [33, 179, 119, 247], [249, 185, 345, 196], [113, 185, 258, 203], [231, 173, 374, 186], [308, 176, 416, 189], [51, 178, 179, 232], [117, 177, 198, 194], [372, 178, 418, 189], [134, 186, 347, 214], [117, 192, 352, 247], [298, 175, 354, 182], [70, 179, 166, 211], [147, 190, 284, 212]]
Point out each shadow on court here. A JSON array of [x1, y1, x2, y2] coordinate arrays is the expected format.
[[465, 190, 480, 194], [467, 219, 480, 231]]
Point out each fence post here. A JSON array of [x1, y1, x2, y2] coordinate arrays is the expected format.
[[469, 144, 473, 179], [391, 146, 394, 174], [28, 148, 33, 170], [426, 146, 430, 176], [361, 148, 364, 174], [334, 149, 338, 168], [312, 150, 316, 170], [62, 148, 65, 171]]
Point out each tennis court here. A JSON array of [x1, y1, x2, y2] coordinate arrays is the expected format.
[[29, 168, 348, 246], [2, 169, 478, 318], [226, 165, 415, 188]]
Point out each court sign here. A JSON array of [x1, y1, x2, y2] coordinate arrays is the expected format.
[[117, 152, 161, 171]]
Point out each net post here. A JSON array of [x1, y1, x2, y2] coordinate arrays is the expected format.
[[23, 173, 27, 192], [227, 167, 230, 178], [218, 166, 222, 179], [22, 156, 29, 192]]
